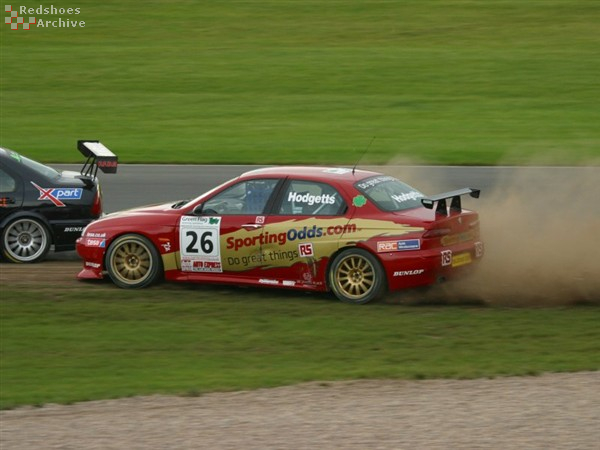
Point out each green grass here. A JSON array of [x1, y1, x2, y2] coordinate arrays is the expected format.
[[1, 1, 599, 165], [1, 285, 599, 409]]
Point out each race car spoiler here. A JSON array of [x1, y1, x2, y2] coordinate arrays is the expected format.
[[78, 140, 118, 178], [421, 188, 480, 215]]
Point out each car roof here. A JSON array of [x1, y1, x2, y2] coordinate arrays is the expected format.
[[240, 166, 381, 183]]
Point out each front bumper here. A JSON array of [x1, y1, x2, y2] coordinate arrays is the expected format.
[[76, 236, 106, 280]]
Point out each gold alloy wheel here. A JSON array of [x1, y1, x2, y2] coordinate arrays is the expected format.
[[109, 239, 152, 285], [333, 254, 376, 301]]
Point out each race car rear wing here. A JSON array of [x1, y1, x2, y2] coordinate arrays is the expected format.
[[78, 140, 118, 178], [421, 188, 480, 216]]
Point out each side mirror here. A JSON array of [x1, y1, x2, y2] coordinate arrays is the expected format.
[[192, 204, 203, 215]]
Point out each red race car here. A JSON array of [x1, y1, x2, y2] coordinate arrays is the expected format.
[[77, 166, 483, 304]]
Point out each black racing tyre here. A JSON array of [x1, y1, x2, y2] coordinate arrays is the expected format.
[[105, 234, 162, 289], [328, 248, 386, 304], [1, 217, 51, 263]]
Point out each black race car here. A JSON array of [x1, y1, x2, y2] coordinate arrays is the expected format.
[[0, 141, 117, 263]]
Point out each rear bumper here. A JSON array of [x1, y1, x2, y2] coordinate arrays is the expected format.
[[383, 240, 484, 291], [50, 219, 95, 251]]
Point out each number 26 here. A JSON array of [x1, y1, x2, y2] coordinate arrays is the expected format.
[[185, 231, 214, 254]]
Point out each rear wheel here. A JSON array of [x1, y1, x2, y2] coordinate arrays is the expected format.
[[328, 248, 386, 304], [106, 234, 162, 288], [1, 217, 50, 263]]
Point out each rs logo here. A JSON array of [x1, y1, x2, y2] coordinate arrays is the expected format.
[[441, 250, 452, 267], [298, 243, 314, 257]]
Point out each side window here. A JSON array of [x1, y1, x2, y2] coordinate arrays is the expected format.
[[0, 168, 16, 192], [202, 179, 278, 215], [277, 180, 345, 216]]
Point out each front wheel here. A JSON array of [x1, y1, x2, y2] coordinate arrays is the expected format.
[[1, 217, 51, 263], [328, 248, 386, 304], [105, 234, 162, 288]]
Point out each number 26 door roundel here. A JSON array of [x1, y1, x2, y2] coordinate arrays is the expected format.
[[179, 216, 222, 273]]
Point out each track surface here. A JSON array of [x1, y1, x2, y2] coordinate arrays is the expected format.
[[2, 372, 599, 449]]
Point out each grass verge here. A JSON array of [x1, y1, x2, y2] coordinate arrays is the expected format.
[[1, 1, 599, 165], [1, 285, 598, 409]]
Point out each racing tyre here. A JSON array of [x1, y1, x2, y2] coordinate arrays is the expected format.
[[1, 217, 51, 263], [328, 248, 386, 304], [106, 234, 162, 289]]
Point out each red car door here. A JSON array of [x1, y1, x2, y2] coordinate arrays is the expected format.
[[257, 178, 350, 289], [179, 178, 281, 283]]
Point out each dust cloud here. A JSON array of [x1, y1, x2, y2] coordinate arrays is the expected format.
[[384, 163, 600, 306]]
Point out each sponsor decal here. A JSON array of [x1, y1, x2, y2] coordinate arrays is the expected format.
[[259, 279, 279, 285], [180, 216, 222, 273], [356, 176, 395, 190], [352, 195, 367, 207], [85, 238, 105, 248], [85, 261, 101, 269], [475, 241, 484, 258], [288, 192, 336, 206], [393, 269, 425, 277], [97, 160, 117, 170], [182, 260, 222, 272], [441, 249, 452, 267], [9, 151, 21, 162], [0, 197, 13, 207], [255, 215, 265, 224], [377, 241, 396, 252], [31, 182, 82, 207], [227, 249, 299, 268], [64, 226, 83, 233], [226, 223, 357, 252], [86, 232, 106, 238], [323, 168, 351, 174], [158, 238, 172, 253], [181, 216, 219, 225], [441, 230, 476, 246], [298, 242, 314, 257], [282, 280, 296, 287], [377, 239, 421, 253], [391, 191, 424, 203], [221, 217, 424, 273]]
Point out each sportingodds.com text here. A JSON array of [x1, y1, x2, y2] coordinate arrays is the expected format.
[[226, 223, 357, 252]]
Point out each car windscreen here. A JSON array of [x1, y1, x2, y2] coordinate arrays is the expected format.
[[355, 175, 425, 212]]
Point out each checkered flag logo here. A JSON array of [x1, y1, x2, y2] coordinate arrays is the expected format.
[[4, 5, 36, 30]]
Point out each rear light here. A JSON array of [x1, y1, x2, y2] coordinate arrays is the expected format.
[[91, 189, 102, 217], [423, 228, 451, 238]]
